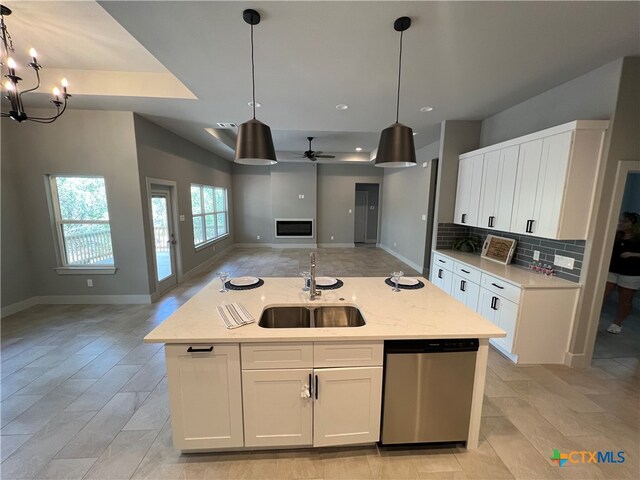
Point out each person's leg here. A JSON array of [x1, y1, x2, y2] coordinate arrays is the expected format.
[[603, 281, 617, 301], [613, 287, 637, 326]]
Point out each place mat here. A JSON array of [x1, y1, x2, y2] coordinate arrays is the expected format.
[[316, 279, 344, 290], [216, 303, 255, 329], [224, 278, 264, 290], [384, 277, 424, 290]]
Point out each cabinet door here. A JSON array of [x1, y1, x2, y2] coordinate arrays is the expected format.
[[494, 145, 519, 232], [478, 150, 501, 229], [493, 296, 519, 353], [532, 131, 573, 238], [451, 273, 466, 304], [478, 289, 497, 324], [432, 267, 453, 295], [313, 367, 383, 447], [511, 139, 543, 235], [464, 279, 481, 311], [242, 369, 313, 447], [165, 344, 244, 450], [454, 155, 483, 226]]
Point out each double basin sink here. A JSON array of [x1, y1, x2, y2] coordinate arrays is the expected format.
[[259, 306, 365, 328]]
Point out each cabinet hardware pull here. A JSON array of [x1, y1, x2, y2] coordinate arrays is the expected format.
[[491, 297, 498, 310], [488, 216, 495, 228], [438, 269, 443, 279], [438, 259, 446, 264], [187, 346, 213, 353], [315, 375, 319, 400], [308, 373, 313, 398], [491, 283, 504, 289], [526, 219, 535, 233], [461, 280, 466, 292], [461, 269, 470, 274], [461, 214, 467, 224]]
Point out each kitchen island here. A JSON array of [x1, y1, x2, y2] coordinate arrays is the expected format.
[[145, 277, 505, 452]]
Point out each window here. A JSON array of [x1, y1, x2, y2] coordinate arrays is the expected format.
[[191, 184, 228, 247], [49, 175, 114, 267]]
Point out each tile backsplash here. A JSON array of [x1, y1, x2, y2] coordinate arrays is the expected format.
[[436, 223, 584, 283]]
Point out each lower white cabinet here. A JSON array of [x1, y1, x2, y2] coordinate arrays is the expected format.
[[452, 273, 480, 311], [242, 368, 313, 447], [165, 344, 244, 450], [241, 342, 383, 449], [313, 367, 383, 447], [478, 289, 518, 353], [431, 266, 453, 294]]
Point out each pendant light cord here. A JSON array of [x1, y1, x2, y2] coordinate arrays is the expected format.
[[395, 30, 403, 124], [250, 23, 256, 120]]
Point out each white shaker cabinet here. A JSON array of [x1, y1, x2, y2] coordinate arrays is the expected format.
[[478, 289, 518, 354], [478, 146, 519, 231], [313, 366, 383, 447], [165, 344, 244, 450], [510, 138, 544, 235], [452, 273, 481, 311], [453, 154, 484, 226], [242, 368, 313, 447]]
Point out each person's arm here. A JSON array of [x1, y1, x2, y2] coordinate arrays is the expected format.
[[620, 251, 640, 259]]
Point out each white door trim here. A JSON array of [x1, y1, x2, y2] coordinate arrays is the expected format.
[[582, 159, 640, 365], [354, 190, 368, 244], [146, 178, 183, 292]]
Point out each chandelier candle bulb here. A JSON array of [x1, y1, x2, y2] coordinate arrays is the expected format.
[[7, 56, 15, 73], [52, 86, 60, 100], [29, 48, 37, 62]]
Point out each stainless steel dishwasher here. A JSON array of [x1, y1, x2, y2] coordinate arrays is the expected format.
[[380, 339, 478, 445]]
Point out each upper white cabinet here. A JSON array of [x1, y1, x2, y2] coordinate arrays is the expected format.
[[165, 344, 244, 450], [454, 154, 484, 226], [456, 121, 608, 239], [478, 146, 519, 231]]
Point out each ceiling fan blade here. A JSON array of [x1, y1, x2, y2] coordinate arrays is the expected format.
[[314, 151, 324, 155], [315, 155, 336, 158]]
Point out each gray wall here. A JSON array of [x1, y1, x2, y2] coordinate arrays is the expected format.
[[133, 115, 233, 293], [1, 110, 149, 306], [356, 183, 381, 242], [232, 164, 274, 244], [317, 165, 383, 245], [380, 141, 440, 269], [480, 59, 623, 146], [271, 163, 317, 245], [621, 173, 640, 213]]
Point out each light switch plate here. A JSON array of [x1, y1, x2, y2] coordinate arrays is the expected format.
[[179, 215, 185, 222], [348, 209, 352, 214], [421, 214, 427, 221], [330, 235, 334, 240], [554, 254, 575, 270], [422, 162, 428, 168], [533, 250, 540, 261]]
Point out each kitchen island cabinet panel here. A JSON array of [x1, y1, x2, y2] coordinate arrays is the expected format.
[[313, 366, 382, 447], [165, 344, 244, 450]]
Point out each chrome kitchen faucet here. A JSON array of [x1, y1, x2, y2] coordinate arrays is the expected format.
[[309, 252, 321, 301]]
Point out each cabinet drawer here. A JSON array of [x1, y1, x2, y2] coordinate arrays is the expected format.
[[433, 252, 453, 271], [314, 342, 383, 367], [480, 274, 521, 304], [453, 262, 482, 284], [241, 343, 313, 370]]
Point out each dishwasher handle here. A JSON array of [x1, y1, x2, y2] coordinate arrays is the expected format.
[[385, 338, 479, 354]]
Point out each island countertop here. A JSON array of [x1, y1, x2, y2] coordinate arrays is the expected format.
[[144, 277, 505, 344]]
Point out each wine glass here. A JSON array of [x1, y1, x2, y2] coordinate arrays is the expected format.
[[300, 271, 311, 291], [390, 271, 404, 292], [216, 271, 230, 293]]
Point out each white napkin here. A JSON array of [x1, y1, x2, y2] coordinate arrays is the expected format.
[[216, 303, 255, 329]]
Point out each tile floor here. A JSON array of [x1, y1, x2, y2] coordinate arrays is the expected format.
[[1, 247, 638, 480]]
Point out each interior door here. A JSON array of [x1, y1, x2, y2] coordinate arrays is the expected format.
[[150, 188, 177, 294], [354, 190, 367, 243]]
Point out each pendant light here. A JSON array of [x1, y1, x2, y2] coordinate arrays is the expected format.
[[235, 9, 277, 165], [375, 16, 416, 168]]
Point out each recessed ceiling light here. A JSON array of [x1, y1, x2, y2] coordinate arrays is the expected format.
[[336, 104, 349, 110], [248, 101, 262, 108], [355, 147, 363, 152], [420, 106, 434, 112]]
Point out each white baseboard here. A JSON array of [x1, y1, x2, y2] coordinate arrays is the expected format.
[[1, 297, 40, 318], [378, 244, 423, 273], [234, 243, 274, 248], [564, 351, 588, 368], [271, 243, 318, 249], [317, 243, 355, 248], [182, 243, 235, 282], [2, 294, 152, 318]]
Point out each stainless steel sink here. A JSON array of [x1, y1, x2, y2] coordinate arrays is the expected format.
[[258, 307, 311, 328], [258, 306, 365, 328], [313, 306, 366, 328]]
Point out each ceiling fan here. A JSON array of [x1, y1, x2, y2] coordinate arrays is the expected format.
[[301, 137, 335, 161]]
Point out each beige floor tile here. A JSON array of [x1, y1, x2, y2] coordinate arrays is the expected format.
[[1, 394, 43, 427], [33, 457, 97, 480], [83, 429, 159, 480], [0, 433, 31, 462], [65, 364, 143, 412], [14, 354, 98, 396], [1, 366, 50, 400], [132, 420, 187, 480], [453, 440, 514, 479], [119, 351, 166, 392], [410, 448, 463, 474], [483, 369, 520, 398], [56, 391, 150, 459], [274, 449, 323, 479], [123, 377, 169, 431], [1, 345, 57, 378], [321, 447, 375, 480]]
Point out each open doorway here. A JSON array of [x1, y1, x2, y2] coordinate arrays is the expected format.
[[593, 170, 640, 359], [354, 183, 380, 245]]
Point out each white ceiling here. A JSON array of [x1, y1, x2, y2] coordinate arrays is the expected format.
[[4, 1, 639, 162]]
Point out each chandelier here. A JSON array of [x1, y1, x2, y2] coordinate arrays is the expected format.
[[1, 4, 71, 123]]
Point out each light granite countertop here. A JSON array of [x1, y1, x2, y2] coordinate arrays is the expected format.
[[434, 250, 582, 290], [144, 277, 505, 344]]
